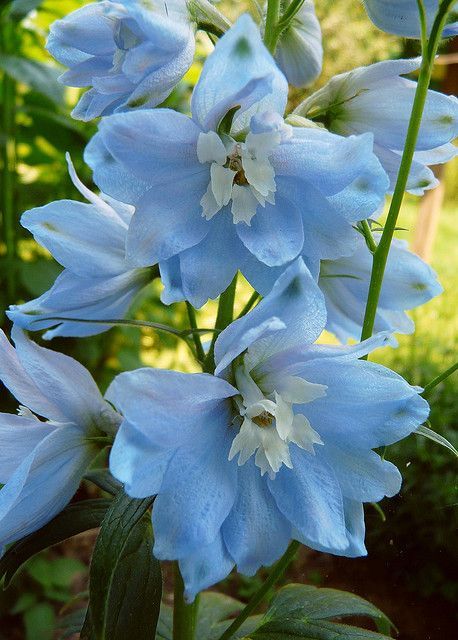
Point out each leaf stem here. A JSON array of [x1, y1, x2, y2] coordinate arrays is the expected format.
[[423, 361, 458, 393], [186, 302, 206, 362], [216, 541, 300, 640], [1, 17, 17, 302], [359, 0, 455, 348], [173, 563, 199, 640]]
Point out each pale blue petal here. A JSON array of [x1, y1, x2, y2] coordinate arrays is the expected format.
[[84, 132, 150, 203], [214, 259, 326, 375], [273, 130, 384, 197], [10, 327, 110, 428], [319, 446, 402, 502], [363, 0, 455, 37], [179, 533, 234, 602], [268, 446, 348, 552], [0, 330, 64, 423], [179, 213, 250, 308], [126, 170, 210, 267], [47, 3, 115, 58], [152, 403, 237, 558], [110, 419, 173, 498], [0, 414, 56, 483], [274, 0, 323, 87], [159, 256, 186, 305], [8, 269, 150, 339], [106, 368, 237, 442], [236, 193, 304, 267], [191, 14, 288, 132], [276, 176, 360, 261], [0, 426, 92, 550], [373, 143, 438, 194], [20, 201, 127, 277], [223, 459, 290, 575], [292, 358, 429, 449]]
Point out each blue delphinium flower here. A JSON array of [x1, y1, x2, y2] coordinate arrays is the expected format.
[[363, 1, 458, 38], [85, 14, 388, 308], [0, 327, 120, 551], [108, 259, 429, 600], [7, 155, 151, 339], [295, 58, 458, 194], [274, 0, 323, 87], [319, 233, 443, 343], [47, 0, 195, 121]]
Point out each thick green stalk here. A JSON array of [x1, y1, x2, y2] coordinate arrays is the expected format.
[[173, 564, 199, 640], [217, 541, 300, 640], [360, 1, 455, 346], [203, 274, 238, 373], [1, 18, 17, 302], [263, 0, 281, 53]]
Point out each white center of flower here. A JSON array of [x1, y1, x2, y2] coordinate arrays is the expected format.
[[196, 129, 281, 225], [228, 359, 327, 478]]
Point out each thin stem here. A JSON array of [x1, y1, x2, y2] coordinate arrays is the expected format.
[[173, 564, 199, 640], [263, 0, 281, 53], [359, 1, 454, 348], [186, 302, 206, 362], [237, 290, 261, 319], [423, 361, 458, 394], [1, 18, 17, 302], [217, 541, 300, 640], [203, 274, 238, 373]]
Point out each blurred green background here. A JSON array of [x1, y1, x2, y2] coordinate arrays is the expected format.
[[0, 1, 457, 639]]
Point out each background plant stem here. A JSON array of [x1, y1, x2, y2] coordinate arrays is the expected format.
[[173, 564, 199, 640], [359, 0, 456, 348], [1, 17, 17, 302]]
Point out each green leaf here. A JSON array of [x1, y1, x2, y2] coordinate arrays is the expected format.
[[415, 424, 458, 457], [243, 584, 393, 639], [0, 498, 111, 587], [0, 55, 64, 103], [86, 491, 161, 640], [8, 0, 44, 19], [24, 602, 55, 640], [156, 594, 261, 640]]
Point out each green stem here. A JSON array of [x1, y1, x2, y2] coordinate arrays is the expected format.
[[173, 564, 199, 640], [423, 361, 458, 394], [217, 541, 300, 640], [1, 18, 17, 302], [263, 0, 281, 53], [186, 302, 206, 363], [203, 274, 238, 373], [359, 1, 455, 348]]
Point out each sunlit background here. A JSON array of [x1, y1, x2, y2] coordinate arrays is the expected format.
[[0, 1, 457, 638]]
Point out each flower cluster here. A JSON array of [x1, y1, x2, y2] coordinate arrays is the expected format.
[[1, 0, 457, 603]]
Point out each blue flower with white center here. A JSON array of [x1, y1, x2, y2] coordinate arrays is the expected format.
[[85, 14, 389, 308], [47, 0, 195, 121], [274, 0, 323, 87], [108, 259, 429, 600], [0, 327, 120, 551], [7, 155, 151, 339], [295, 58, 458, 194], [363, 1, 458, 38], [319, 233, 443, 344]]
